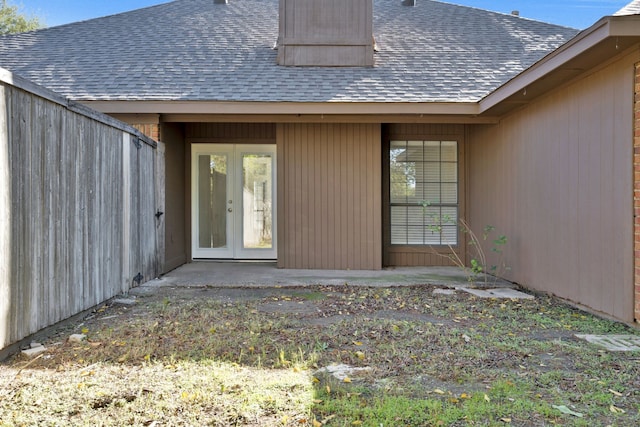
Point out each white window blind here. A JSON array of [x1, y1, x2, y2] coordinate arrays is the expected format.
[[390, 140, 458, 245]]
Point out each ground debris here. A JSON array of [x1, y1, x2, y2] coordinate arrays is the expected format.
[[315, 364, 372, 381]]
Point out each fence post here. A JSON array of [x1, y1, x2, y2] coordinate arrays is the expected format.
[[0, 84, 10, 348], [122, 132, 131, 294]]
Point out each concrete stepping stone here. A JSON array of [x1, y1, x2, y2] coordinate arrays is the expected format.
[[575, 334, 640, 351], [460, 287, 534, 299], [433, 288, 456, 295], [22, 344, 46, 358], [315, 364, 371, 381]]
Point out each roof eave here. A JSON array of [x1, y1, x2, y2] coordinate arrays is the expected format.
[[82, 100, 491, 123], [479, 15, 640, 116]]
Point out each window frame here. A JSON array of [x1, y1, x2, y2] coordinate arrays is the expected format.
[[389, 140, 459, 246], [382, 130, 466, 266]]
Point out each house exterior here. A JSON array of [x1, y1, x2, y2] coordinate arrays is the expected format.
[[0, 0, 639, 324]]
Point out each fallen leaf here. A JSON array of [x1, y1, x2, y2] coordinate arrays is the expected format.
[[484, 394, 491, 402], [312, 420, 322, 427], [326, 385, 331, 394], [312, 377, 320, 383], [460, 393, 470, 399], [608, 389, 623, 397], [434, 389, 445, 395], [352, 341, 363, 346], [352, 421, 362, 426], [462, 334, 471, 343], [552, 405, 584, 418], [501, 418, 511, 423], [322, 414, 336, 424], [343, 377, 352, 383], [610, 405, 625, 414], [355, 351, 365, 360]]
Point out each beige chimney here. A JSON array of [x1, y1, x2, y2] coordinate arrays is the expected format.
[[277, 0, 374, 67]]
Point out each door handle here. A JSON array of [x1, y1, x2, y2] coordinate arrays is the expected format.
[[228, 208, 233, 212]]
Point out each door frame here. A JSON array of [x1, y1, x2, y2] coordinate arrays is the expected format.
[[191, 143, 277, 260]]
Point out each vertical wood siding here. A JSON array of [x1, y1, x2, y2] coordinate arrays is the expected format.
[[186, 123, 276, 142], [0, 78, 163, 350], [277, 123, 382, 269], [468, 51, 638, 322], [277, 0, 373, 66], [161, 123, 186, 272]]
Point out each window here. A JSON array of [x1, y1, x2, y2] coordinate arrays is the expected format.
[[389, 140, 458, 245]]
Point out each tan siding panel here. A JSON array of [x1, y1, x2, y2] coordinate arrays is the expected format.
[[387, 123, 464, 137], [186, 123, 276, 142], [160, 122, 186, 272], [468, 51, 638, 322], [278, 123, 381, 269]]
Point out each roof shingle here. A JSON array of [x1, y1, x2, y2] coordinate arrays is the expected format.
[[0, 0, 578, 103]]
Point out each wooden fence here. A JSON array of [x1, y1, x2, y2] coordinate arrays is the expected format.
[[0, 68, 164, 352]]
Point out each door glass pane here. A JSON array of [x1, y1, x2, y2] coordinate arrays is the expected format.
[[198, 154, 227, 249], [242, 154, 273, 249]]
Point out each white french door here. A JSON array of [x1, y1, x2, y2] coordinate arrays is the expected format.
[[191, 144, 276, 259]]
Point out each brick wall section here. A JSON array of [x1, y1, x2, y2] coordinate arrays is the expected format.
[[131, 123, 161, 141], [635, 62, 640, 323]]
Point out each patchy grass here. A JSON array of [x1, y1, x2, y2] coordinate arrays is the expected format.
[[1, 285, 639, 426]]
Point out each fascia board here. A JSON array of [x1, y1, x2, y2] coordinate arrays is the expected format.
[[81, 101, 482, 116], [479, 16, 640, 114]]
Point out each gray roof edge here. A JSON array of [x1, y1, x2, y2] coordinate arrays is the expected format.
[[433, 0, 578, 30], [479, 14, 640, 112], [614, 0, 640, 16], [81, 99, 483, 116], [32, 0, 175, 33], [0, 66, 157, 148]]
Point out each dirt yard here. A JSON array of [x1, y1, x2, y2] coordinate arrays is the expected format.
[[1, 283, 639, 426]]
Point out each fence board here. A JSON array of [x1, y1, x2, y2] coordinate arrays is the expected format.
[[0, 70, 163, 351]]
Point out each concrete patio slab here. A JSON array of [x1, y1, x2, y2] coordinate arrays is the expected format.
[[137, 262, 517, 290]]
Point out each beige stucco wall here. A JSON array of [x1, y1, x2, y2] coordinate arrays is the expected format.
[[468, 49, 639, 322], [277, 123, 382, 269]]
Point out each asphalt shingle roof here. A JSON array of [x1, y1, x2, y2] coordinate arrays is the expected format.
[[615, 0, 640, 16], [0, 0, 578, 103]]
